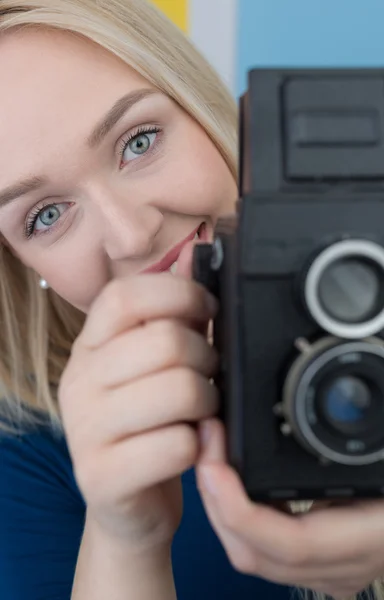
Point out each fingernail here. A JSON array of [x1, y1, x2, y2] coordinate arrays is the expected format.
[[199, 465, 219, 498]]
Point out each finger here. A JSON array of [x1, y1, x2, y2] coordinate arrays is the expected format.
[[198, 481, 372, 589], [197, 417, 226, 462], [296, 499, 384, 564], [196, 461, 303, 559], [198, 451, 384, 569], [196, 419, 384, 565], [196, 425, 382, 591], [197, 478, 365, 588], [178, 316, 211, 338], [77, 423, 199, 499], [195, 424, 382, 590], [196, 420, 307, 563], [196, 419, 310, 584], [80, 369, 219, 445], [90, 319, 219, 388], [77, 273, 217, 349]]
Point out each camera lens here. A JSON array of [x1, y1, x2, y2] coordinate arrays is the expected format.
[[282, 337, 384, 465], [321, 375, 373, 434], [318, 257, 382, 323], [304, 240, 384, 338]]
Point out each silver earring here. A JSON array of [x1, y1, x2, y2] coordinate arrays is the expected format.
[[39, 278, 49, 290]]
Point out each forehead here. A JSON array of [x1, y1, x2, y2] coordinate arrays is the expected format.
[[0, 28, 152, 182], [0, 27, 145, 89]]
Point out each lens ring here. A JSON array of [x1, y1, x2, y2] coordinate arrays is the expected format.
[[304, 240, 384, 338], [283, 337, 384, 465]]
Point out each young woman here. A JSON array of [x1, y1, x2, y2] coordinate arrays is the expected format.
[[0, 1, 384, 599]]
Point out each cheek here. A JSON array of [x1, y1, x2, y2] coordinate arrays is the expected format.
[[47, 269, 106, 313], [154, 141, 237, 215], [19, 243, 107, 313]]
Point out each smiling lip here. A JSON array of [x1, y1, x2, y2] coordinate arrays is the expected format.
[[141, 224, 202, 274]]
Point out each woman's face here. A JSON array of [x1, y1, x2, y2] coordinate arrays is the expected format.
[[0, 29, 237, 312]]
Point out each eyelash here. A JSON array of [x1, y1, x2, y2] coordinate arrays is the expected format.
[[24, 125, 162, 239], [24, 201, 61, 240], [117, 125, 161, 162]]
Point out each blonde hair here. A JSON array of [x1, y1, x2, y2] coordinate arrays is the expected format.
[[0, 3, 381, 600], [0, 0, 237, 435]]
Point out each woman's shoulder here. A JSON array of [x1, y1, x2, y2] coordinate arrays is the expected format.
[[0, 408, 85, 507], [0, 410, 86, 599]]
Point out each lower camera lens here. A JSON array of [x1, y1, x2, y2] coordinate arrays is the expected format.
[[282, 337, 384, 465], [321, 375, 374, 434]]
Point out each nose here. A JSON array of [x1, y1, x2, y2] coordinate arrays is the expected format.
[[101, 203, 163, 261]]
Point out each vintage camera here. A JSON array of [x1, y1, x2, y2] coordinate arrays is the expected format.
[[193, 68, 384, 502]]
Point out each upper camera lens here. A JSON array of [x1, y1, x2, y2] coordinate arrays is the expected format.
[[318, 257, 383, 324], [304, 240, 384, 338]]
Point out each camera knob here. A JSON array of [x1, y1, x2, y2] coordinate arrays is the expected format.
[[273, 403, 284, 416], [280, 422, 292, 436], [192, 243, 218, 297]]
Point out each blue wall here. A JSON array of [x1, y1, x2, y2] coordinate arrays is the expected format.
[[237, 0, 384, 95]]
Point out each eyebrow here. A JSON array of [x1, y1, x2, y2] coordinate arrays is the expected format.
[[0, 88, 159, 210], [87, 88, 158, 148]]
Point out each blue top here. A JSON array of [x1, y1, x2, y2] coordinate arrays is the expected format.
[[0, 417, 291, 599]]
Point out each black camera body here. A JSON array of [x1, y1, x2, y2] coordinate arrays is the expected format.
[[193, 68, 384, 502]]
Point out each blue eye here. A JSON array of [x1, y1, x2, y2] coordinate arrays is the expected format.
[[118, 126, 160, 164], [24, 202, 70, 239]]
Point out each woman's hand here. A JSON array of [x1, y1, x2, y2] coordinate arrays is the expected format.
[[196, 418, 384, 599], [58, 273, 219, 554]]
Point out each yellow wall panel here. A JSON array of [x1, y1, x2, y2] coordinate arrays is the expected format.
[[150, 0, 188, 32]]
